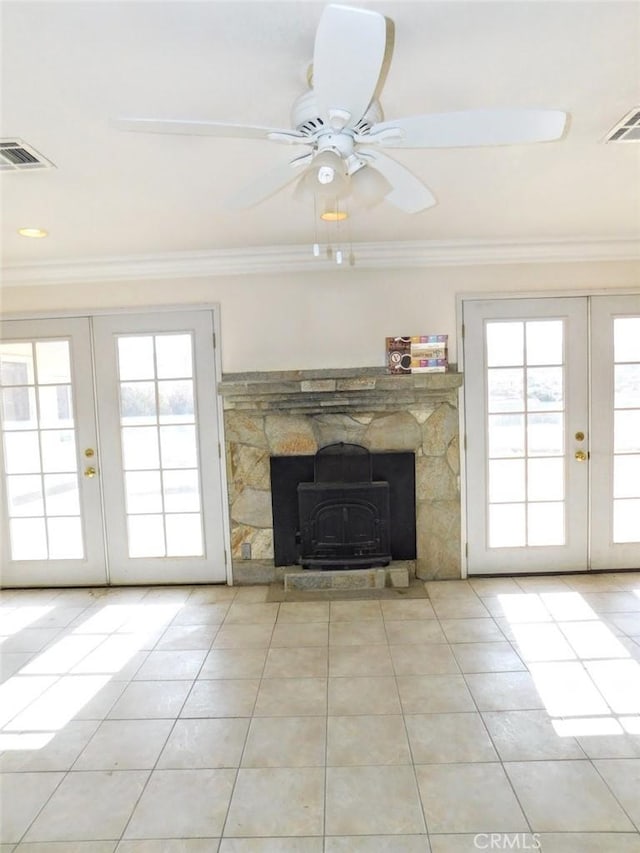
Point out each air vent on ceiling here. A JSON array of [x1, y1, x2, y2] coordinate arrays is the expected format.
[[0, 139, 56, 171], [604, 108, 640, 143]]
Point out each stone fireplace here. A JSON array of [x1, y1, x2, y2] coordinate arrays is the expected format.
[[218, 367, 463, 582]]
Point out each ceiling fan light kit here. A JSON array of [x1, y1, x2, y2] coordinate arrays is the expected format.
[[113, 3, 568, 261], [17, 227, 48, 239]]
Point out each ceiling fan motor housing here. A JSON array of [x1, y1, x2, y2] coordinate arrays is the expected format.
[[291, 89, 383, 138]]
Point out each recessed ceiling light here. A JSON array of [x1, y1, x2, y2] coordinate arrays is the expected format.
[[320, 210, 348, 222], [18, 227, 48, 238]]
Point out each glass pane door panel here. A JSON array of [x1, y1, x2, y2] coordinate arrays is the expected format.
[[488, 414, 525, 457], [121, 427, 160, 469], [528, 503, 565, 545], [615, 364, 640, 407], [528, 458, 564, 501], [486, 320, 567, 548], [48, 517, 83, 558], [3, 432, 41, 473], [612, 316, 640, 543], [614, 411, 640, 452], [44, 474, 80, 515], [120, 382, 156, 424], [158, 380, 194, 422], [0, 343, 35, 384], [1, 387, 37, 428], [163, 469, 200, 512], [41, 431, 77, 472], [9, 518, 48, 560], [489, 504, 526, 547], [38, 386, 74, 428], [166, 514, 203, 556], [6, 475, 44, 516], [489, 459, 525, 503], [128, 515, 165, 557], [614, 318, 640, 361], [0, 338, 84, 562], [117, 336, 155, 379], [486, 323, 524, 366], [125, 471, 163, 513], [525, 321, 563, 365], [116, 334, 203, 559], [159, 425, 197, 468], [488, 369, 524, 412], [614, 500, 640, 543], [527, 414, 564, 456], [614, 455, 640, 498], [35, 341, 71, 383], [527, 367, 563, 410], [155, 334, 193, 378]]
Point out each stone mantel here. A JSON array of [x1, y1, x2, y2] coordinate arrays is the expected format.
[[218, 367, 464, 582], [219, 367, 463, 414]]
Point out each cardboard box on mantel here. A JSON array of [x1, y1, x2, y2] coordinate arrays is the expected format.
[[386, 335, 448, 374]]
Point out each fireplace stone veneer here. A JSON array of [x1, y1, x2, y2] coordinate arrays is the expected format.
[[219, 367, 463, 582]]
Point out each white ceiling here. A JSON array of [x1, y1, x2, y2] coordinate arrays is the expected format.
[[2, 0, 640, 274]]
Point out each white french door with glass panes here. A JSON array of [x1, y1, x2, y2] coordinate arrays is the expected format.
[[590, 295, 640, 568], [464, 294, 640, 575], [0, 311, 228, 587], [0, 318, 107, 586]]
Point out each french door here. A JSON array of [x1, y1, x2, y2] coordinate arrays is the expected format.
[[0, 311, 228, 587], [464, 294, 640, 574]]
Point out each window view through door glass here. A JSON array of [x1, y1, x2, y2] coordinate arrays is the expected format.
[[486, 320, 566, 548], [613, 317, 640, 542], [0, 340, 84, 560], [117, 333, 203, 558]]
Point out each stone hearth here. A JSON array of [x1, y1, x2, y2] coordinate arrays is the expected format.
[[219, 367, 463, 582]]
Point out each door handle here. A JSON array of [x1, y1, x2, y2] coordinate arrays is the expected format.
[[574, 450, 588, 462], [84, 466, 97, 478]]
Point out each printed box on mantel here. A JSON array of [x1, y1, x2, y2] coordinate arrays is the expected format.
[[386, 335, 448, 373]]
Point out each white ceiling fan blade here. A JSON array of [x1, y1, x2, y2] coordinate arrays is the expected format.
[[313, 5, 387, 129], [227, 154, 312, 209], [358, 149, 436, 213], [369, 109, 568, 148], [112, 117, 306, 142]]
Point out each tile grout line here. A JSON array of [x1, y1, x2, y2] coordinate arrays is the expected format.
[[391, 600, 431, 844], [217, 596, 277, 843], [435, 589, 539, 840]]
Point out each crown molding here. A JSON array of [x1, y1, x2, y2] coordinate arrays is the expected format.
[[2, 237, 639, 286]]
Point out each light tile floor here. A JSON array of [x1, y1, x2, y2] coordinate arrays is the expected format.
[[1, 573, 640, 852]]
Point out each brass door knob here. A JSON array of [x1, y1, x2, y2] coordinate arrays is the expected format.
[[574, 450, 588, 462], [84, 466, 97, 478]]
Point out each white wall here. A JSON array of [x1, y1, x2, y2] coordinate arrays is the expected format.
[[2, 260, 639, 372]]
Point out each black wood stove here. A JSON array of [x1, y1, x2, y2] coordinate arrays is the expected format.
[[297, 443, 392, 569]]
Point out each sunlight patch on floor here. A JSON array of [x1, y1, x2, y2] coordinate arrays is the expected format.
[[499, 589, 640, 737], [0, 600, 183, 748]]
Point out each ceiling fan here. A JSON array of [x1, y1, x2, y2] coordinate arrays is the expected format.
[[113, 4, 567, 215]]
